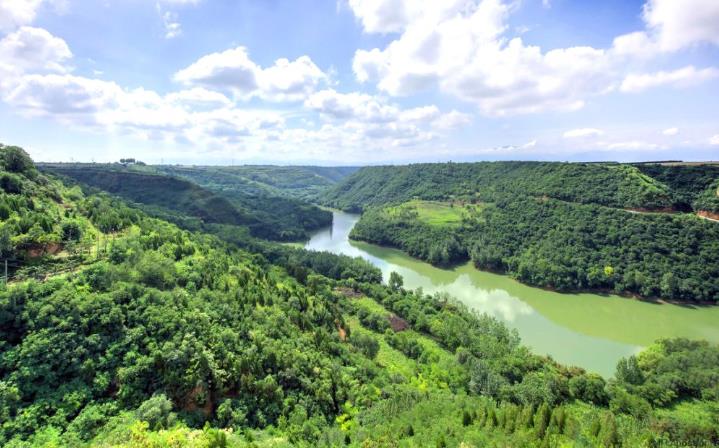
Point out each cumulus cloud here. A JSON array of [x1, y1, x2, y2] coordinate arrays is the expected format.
[[711, 135, 719, 146], [0, 26, 72, 74], [563, 128, 603, 138], [303, 88, 467, 147], [620, 66, 719, 93], [350, 0, 614, 116], [349, 0, 719, 117], [613, 0, 719, 57], [662, 127, 679, 136], [0, 0, 45, 32], [174, 46, 327, 101]]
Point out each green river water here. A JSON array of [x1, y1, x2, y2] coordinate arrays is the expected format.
[[305, 211, 719, 377]]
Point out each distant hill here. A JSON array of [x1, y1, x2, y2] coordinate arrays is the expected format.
[[156, 165, 359, 202], [634, 163, 719, 213], [328, 161, 719, 302], [322, 161, 674, 211], [40, 164, 332, 241]]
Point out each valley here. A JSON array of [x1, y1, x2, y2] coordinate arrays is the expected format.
[[305, 210, 719, 377], [1, 144, 718, 447]]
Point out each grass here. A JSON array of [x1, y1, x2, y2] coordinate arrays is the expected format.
[[346, 316, 417, 379], [346, 296, 460, 387], [354, 296, 391, 316], [385, 200, 481, 227]]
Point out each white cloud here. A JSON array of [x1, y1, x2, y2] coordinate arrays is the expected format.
[[350, 0, 613, 116], [165, 87, 232, 109], [662, 127, 679, 136], [643, 0, 719, 51], [4, 74, 122, 124], [563, 128, 603, 138], [613, 0, 719, 57], [432, 110, 472, 130], [620, 66, 719, 93], [0, 26, 72, 74], [347, 0, 470, 34], [174, 46, 327, 101], [162, 11, 182, 39], [350, 0, 719, 117], [0, 0, 45, 32], [304, 88, 467, 134], [711, 135, 719, 146], [302, 88, 470, 147]]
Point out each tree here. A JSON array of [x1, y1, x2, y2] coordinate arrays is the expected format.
[[135, 394, 175, 430], [0, 146, 35, 174], [389, 271, 404, 292], [61, 220, 83, 242]]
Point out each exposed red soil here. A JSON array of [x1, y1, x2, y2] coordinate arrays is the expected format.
[[25, 243, 63, 258], [387, 314, 409, 332], [698, 210, 719, 221]]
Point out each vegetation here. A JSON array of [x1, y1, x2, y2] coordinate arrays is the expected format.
[[156, 165, 358, 202], [351, 196, 719, 301], [329, 161, 719, 301], [634, 163, 719, 212], [1, 146, 718, 447], [40, 164, 332, 241], [323, 162, 674, 211]]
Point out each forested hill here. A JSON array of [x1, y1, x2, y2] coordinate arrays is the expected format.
[[2, 144, 719, 446], [333, 161, 719, 302], [323, 162, 674, 211], [634, 163, 719, 214], [40, 164, 332, 241], [156, 165, 359, 202]]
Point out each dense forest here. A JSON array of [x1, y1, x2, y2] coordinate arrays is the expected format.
[[351, 198, 719, 302], [331, 162, 719, 302], [2, 145, 718, 446], [156, 165, 358, 202], [323, 162, 675, 212], [40, 164, 332, 242], [634, 163, 719, 213]]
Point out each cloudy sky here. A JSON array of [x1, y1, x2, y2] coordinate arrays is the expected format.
[[0, 0, 718, 164]]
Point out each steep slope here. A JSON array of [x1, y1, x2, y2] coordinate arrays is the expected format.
[[1, 145, 718, 447], [157, 165, 359, 202], [40, 164, 331, 241], [323, 162, 673, 211], [634, 163, 719, 212]]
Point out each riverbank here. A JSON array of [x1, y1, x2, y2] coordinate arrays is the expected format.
[[305, 210, 719, 377]]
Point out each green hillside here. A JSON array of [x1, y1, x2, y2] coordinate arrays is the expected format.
[[157, 165, 359, 202], [40, 164, 331, 241], [634, 163, 719, 212], [323, 162, 673, 212], [331, 161, 719, 302], [2, 145, 718, 447]]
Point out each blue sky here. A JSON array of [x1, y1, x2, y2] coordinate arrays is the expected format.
[[0, 0, 718, 165]]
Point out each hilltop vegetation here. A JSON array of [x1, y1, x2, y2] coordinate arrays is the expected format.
[[351, 197, 719, 301], [324, 162, 674, 212], [1, 145, 718, 447], [635, 163, 719, 212], [41, 164, 332, 241], [157, 165, 358, 202], [330, 161, 719, 302]]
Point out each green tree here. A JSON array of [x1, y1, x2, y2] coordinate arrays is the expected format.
[[388, 271, 404, 291]]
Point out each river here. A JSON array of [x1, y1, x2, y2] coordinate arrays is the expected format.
[[305, 211, 719, 377]]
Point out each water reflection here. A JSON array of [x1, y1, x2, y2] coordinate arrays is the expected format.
[[304, 211, 718, 377]]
